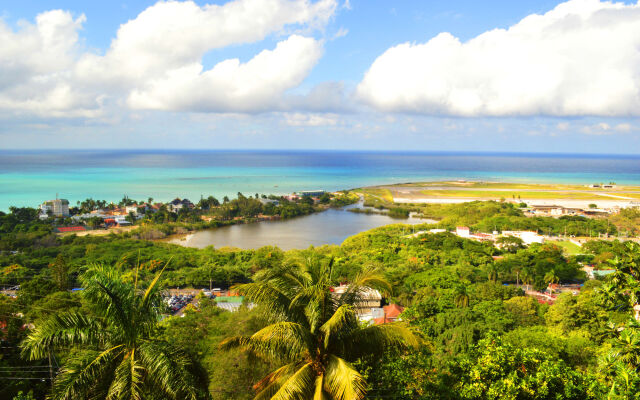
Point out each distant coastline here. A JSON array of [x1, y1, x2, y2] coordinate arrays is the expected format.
[[3, 149, 640, 211]]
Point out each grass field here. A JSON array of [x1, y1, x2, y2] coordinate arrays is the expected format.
[[419, 189, 613, 200], [358, 188, 394, 202], [554, 240, 583, 255]]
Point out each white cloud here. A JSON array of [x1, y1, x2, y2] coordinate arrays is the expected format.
[[0, 0, 337, 117], [331, 27, 348, 40], [615, 122, 632, 132], [128, 35, 323, 112], [284, 112, 338, 126], [76, 0, 336, 86], [0, 10, 103, 117], [357, 0, 640, 117]]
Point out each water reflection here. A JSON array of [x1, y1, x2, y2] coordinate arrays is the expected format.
[[168, 208, 433, 250]]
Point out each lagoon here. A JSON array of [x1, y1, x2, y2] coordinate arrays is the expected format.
[[167, 207, 431, 250]]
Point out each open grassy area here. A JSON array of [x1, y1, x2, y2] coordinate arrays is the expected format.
[[553, 240, 583, 255], [419, 189, 611, 200], [358, 188, 394, 203]]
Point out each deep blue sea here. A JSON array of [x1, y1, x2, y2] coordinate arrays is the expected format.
[[2, 150, 640, 211]]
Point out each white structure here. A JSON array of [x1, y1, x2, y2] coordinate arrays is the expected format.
[[125, 205, 139, 215], [40, 198, 69, 217], [501, 231, 544, 245], [456, 226, 471, 238]]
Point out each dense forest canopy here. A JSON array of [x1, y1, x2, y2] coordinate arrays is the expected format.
[[1, 201, 640, 399]]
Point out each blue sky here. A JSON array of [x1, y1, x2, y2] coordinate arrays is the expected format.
[[1, 0, 639, 153]]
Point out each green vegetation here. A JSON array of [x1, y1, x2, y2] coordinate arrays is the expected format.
[[223, 258, 418, 399], [21, 265, 208, 400], [2, 200, 640, 399]]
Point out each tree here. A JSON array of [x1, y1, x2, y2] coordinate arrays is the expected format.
[[457, 335, 599, 399], [454, 287, 471, 308], [125, 211, 137, 224], [495, 235, 524, 253], [544, 270, 560, 295], [49, 254, 70, 291], [222, 258, 419, 400], [21, 264, 209, 400]]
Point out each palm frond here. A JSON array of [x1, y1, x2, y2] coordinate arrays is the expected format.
[[81, 267, 133, 329], [138, 341, 209, 400], [22, 312, 103, 360], [337, 268, 390, 307], [253, 362, 301, 400], [106, 351, 144, 400], [142, 259, 170, 308], [50, 346, 124, 400], [270, 362, 315, 400], [324, 355, 366, 400], [221, 322, 313, 362], [234, 282, 305, 324], [313, 374, 328, 400], [319, 304, 358, 349], [340, 323, 420, 360]]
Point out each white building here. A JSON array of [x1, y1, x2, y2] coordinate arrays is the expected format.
[[456, 226, 471, 238], [40, 198, 69, 217], [501, 230, 544, 245]]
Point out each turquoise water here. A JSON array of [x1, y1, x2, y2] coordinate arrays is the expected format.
[[2, 150, 640, 210]]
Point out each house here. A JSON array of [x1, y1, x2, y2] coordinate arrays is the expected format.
[[332, 284, 382, 316], [373, 304, 405, 325], [259, 198, 279, 206], [169, 198, 194, 212], [455, 226, 471, 238], [125, 205, 140, 215], [530, 205, 565, 216]]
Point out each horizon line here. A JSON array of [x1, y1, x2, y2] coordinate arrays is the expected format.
[[1, 148, 639, 158]]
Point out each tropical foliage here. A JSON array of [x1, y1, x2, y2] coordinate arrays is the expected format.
[[21, 264, 209, 400], [222, 257, 419, 399]]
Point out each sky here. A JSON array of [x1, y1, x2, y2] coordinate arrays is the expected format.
[[1, 0, 639, 153]]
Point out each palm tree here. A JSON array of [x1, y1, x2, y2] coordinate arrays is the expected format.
[[521, 271, 532, 292], [454, 287, 470, 308], [21, 264, 208, 400], [544, 270, 560, 296], [222, 257, 419, 400]]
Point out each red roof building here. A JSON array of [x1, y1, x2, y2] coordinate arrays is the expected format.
[[374, 304, 405, 325]]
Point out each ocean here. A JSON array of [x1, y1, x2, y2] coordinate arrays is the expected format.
[[2, 150, 640, 211]]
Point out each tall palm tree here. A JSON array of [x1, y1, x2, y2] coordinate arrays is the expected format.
[[222, 257, 419, 400], [544, 270, 560, 296], [454, 287, 470, 308], [21, 264, 208, 400]]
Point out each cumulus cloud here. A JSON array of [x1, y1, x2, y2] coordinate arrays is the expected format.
[[0, 0, 337, 117], [357, 0, 640, 117], [580, 121, 635, 135], [0, 10, 103, 117], [76, 0, 336, 86], [127, 35, 323, 112]]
